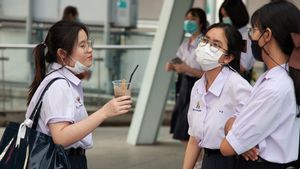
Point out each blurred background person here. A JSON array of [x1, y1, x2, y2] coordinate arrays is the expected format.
[[165, 8, 207, 143], [219, 0, 255, 83], [62, 6, 80, 22]]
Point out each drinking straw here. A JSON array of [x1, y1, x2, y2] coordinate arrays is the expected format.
[[127, 65, 139, 89]]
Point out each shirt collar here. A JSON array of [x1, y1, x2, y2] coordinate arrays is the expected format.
[[50, 62, 81, 86], [190, 34, 203, 49], [254, 64, 288, 87], [264, 64, 288, 80], [197, 75, 206, 95], [197, 67, 230, 96]]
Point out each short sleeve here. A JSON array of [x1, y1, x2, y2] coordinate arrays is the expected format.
[[226, 88, 282, 154], [187, 82, 199, 137], [187, 102, 194, 136], [232, 75, 252, 117], [41, 79, 75, 125]]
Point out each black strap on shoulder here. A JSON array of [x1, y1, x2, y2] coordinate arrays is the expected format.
[[29, 77, 65, 129]]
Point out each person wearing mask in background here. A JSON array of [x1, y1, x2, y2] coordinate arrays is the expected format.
[[165, 8, 207, 143], [219, 0, 255, 83], [220, 1, 300, 169], [26, 20, 132, 169], [182, 23, 252, 169]]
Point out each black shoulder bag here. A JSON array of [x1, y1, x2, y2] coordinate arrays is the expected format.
[[0, 77, 71, 169]]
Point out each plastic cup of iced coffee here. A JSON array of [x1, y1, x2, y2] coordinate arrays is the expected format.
[[112, 80, 131, 98]]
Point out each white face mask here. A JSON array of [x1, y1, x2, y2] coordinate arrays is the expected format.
[[65, 57, 91, 74], [195, 44, 224, 71]]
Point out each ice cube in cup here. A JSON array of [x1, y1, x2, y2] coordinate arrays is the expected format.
[[112, 80, 131, 98]]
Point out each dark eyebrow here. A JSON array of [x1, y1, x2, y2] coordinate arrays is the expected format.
[[205, 35, 211, 40], [78, 39, 87, 45], [212, 39, 223, 45], [205, 35, 223, 45]]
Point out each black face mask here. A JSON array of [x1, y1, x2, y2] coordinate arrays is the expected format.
[[251, 40, 263, 61], [250, 31, 266, 62]]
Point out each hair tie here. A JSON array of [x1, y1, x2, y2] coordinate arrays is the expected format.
[[289, 32, 300, 69], [41, 42, 47, 48]]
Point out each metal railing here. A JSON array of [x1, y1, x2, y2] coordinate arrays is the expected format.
[[0, 44, 154, 112]]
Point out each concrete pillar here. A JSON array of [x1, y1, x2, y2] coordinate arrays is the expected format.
[[127, 0, 193, 145]]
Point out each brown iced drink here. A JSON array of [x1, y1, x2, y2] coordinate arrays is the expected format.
[[112, 79, 131, 98]]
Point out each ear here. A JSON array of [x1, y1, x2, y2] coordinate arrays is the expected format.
[[57, 48, 67, 60], [223, 54, 234, 64], [263, 28, 272, 42], [56, 48, 68, 65]]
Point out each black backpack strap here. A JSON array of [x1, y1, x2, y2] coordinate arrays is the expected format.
[[29, 77, 65, 129]]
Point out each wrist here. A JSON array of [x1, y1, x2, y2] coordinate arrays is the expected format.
[[97, 108, 108, 121], [185, 66, 191, 73]]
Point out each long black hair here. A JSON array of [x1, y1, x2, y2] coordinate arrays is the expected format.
[[27, 20, 88, 105], [251, 0, 300, 105], [219, 0, 249, 29], [207, 23, 244, 73]]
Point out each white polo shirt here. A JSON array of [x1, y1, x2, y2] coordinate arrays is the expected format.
[[25, 62, 93, 149], [226, 65, 300, 163], [176, 35, 202, 76], [188, 67, 252, 149]]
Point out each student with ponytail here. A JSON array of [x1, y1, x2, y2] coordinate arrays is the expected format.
[[220, 1, 300, 169], [26, 20, 132, 169]]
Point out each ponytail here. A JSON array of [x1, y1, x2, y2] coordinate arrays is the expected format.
[[27, 43, 47, 105], [26, 20, 89, 105]]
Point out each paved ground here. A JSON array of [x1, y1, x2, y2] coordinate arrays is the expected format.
[[0, 126, 186, 169]]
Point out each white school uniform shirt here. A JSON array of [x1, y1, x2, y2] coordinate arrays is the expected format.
[[188, 67, 252, 149], [226, 65, 300, 163], [239, 26, 255, 71], [176, 35, 202, 76], [25, 62, 93, 149]]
